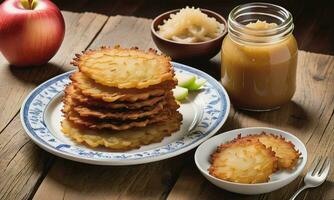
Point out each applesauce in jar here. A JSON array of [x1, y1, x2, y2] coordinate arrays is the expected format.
[[221, 3, 298, 111]]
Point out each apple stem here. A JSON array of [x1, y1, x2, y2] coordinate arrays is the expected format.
[[20, 0, 37, 10], [28, 0, 33, 9]]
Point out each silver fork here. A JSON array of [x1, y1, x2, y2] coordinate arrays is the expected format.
[[290, 156, 331, 200]]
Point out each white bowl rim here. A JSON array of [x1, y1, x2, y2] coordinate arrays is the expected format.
[[194, 127, 308, 186]]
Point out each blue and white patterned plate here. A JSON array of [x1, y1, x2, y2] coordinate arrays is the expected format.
[[20, 62, 230, 165]]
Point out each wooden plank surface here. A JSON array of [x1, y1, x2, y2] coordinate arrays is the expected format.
[[167, 51, 334, 200], [0, 12, 333, 200], [28, 16, 334, 200], [33, 16, 186, 200], [0, 11, 108, 200], [52, 0, 334, 56]]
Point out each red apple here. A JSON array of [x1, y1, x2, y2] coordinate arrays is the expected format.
[[0, 0, 65, 67]]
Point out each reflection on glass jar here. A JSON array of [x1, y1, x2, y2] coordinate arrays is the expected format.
[[221, 3, 298, 111]]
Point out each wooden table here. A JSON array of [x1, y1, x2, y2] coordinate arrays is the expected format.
[[0, 10, 334, 200]]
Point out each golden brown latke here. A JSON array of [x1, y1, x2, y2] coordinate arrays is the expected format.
[[236, 133, 300, 170], [65, 84, 167, 110], [63, 87, 168, 120], [61, 112, 182, 151], [62, 97, 179, 131], [73, 101, 165, 120], [61, 46, 182, 150], [64, 109, 170, 131], [209, 139, 278, 184], [70, 72, 177, 102], [71, 46, 175, 89]]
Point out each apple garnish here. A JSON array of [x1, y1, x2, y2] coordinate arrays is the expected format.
[[173, 86, 189, 101]]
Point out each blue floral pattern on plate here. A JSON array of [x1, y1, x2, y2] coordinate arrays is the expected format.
[[21, 62, 230, 165]]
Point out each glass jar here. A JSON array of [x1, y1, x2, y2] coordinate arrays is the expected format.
[[221, 3, 298, 111]]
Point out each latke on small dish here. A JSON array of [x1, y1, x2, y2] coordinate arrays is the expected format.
[[209, 139, 278, 184], [237, 133, 300, 169]]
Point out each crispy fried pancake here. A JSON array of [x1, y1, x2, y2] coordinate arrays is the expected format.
[[63, 89, 168, 120], [61, 112, 182, 150], [237, 133, 300, 170], [66, 84, 167, 109], [71, 46, 175, 89], [63, 98, 179, 130], [73, 101, 165, 120], [61, 46, 182, 150], [71, 72, 176, 102], [64, 109, 169, 131], [209, 139, 278, 184]]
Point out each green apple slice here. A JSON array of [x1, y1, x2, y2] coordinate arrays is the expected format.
[[175, 73, 196, 88], [188, 79, 206, 90], [173, 86, 189, 101]]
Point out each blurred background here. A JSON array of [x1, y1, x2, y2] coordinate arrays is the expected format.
[[50, 0, 333, 55]]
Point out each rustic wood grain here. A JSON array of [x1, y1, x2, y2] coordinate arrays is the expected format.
[[33, 156, 186, 200], [52, 0, 334, 56], [32, 16, 185, 200], [31, 16, 334, 200], [167, 51, 334, 200], [0, 115, 53, 200], [87, 15, 155, 49], [0, 11, 108, 200], [1, 13, 333, 200]]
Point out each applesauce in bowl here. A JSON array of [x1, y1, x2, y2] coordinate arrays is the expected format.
[[221, 3, 298, 111]]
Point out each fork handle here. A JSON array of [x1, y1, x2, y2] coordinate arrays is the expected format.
[[290, 185, 310, 200]]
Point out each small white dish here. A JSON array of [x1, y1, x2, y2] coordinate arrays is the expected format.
[[194, 127, 307, 195]]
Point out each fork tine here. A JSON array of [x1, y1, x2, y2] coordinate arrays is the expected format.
[[313, 156, 327, 176], [319, 158, 330, 176], [318, 157, 329, 175], [309, 156, 322, 175]]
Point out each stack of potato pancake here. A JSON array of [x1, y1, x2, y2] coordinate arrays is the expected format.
[[61, 46, 182, 151]]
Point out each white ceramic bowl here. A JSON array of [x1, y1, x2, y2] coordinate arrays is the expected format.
[[194, 127, 307, 195]]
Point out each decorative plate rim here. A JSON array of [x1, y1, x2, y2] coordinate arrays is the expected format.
[[20, 62, 230, 165]]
